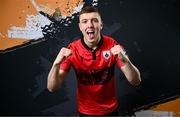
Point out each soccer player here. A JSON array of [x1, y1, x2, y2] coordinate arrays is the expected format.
[[47, 6, 141, 116]]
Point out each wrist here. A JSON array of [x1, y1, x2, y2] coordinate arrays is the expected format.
[[118, 55, 129, 64], [53, 55, 64, 66], [53, 62, 60, 67]]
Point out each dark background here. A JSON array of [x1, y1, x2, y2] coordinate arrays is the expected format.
[[0, 0, 180, 115]]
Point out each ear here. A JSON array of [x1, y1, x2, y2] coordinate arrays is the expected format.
[[79, 23, 82, 31], [100, 22, 103, 30]]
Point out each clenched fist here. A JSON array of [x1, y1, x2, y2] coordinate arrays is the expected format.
[[110, 45, 129, 63], [53, 47, 72, 66]]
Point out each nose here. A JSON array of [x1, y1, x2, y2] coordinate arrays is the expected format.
[[87, 21, 93, 28]]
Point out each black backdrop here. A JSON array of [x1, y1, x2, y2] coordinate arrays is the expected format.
[[0, 0, 180, 115]]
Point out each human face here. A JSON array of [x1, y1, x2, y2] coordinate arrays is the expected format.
[[79, 12, 103, 48]]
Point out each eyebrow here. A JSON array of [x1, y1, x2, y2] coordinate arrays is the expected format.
[[80, 18, 99, 21]]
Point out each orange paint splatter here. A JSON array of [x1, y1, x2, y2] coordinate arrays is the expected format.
[[151, 98, 180, 116], [0, 0, 84, 50], [36, 0, 84, 16], [0, 0, 37, 50]]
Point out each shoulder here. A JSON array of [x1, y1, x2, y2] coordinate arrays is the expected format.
[[102, 35, 119, 45], [67, 38, 81, 49]]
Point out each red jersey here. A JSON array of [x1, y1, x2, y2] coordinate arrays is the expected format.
[[60, 35, 124, 115]]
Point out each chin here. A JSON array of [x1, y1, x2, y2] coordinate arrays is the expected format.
[[87, 38, 95, 42]]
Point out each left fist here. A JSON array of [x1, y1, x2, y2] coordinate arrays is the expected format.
[[110, 45, 128, 62]]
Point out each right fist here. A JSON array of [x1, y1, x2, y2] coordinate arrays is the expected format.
[[53, 47, 72, 65]]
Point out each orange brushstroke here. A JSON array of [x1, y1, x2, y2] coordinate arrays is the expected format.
[[0, 0, 37, 50], [0, 0, 84, 50], [151, 98, 180, 116], [36, 0, 84, 16], [0, 38, 29, 51]]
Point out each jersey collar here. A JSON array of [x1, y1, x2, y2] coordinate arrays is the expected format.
[[80, 35, 103, 51]]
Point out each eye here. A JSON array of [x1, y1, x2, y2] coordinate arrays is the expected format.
[[81, 20, 87, 24], [92, 18, 99, 23]]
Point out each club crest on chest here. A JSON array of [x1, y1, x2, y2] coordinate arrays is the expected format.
[[102, 50, 111, 59]]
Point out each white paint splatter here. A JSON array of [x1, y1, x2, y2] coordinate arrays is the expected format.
[[72, 4, 84, 14], [8, 14, 51, 40], [31, 0, 41, 12], [7, 0, 98, 40], [135, 110, 174, 117], [92, 0, 98, 6], [7, 0, 52, 40]]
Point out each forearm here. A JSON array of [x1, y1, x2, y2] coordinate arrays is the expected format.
[[47, 64, 63, 92], [121, 60, 141, 86], [47, 47, 71, 92], [111, 45, 141, 85]]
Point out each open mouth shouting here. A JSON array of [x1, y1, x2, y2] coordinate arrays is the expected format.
[[87, 30, 95, 39]]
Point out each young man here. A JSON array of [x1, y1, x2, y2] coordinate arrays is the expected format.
[[47, 6, 141, 116]]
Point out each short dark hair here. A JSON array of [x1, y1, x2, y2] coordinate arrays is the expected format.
[[79, 6, 101, 17]]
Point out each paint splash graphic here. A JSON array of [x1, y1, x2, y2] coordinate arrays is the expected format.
[[8, 14, 51, 40], [7, 0, 92, 40]]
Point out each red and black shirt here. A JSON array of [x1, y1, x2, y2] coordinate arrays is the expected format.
[[60, 35, 124, 115]]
